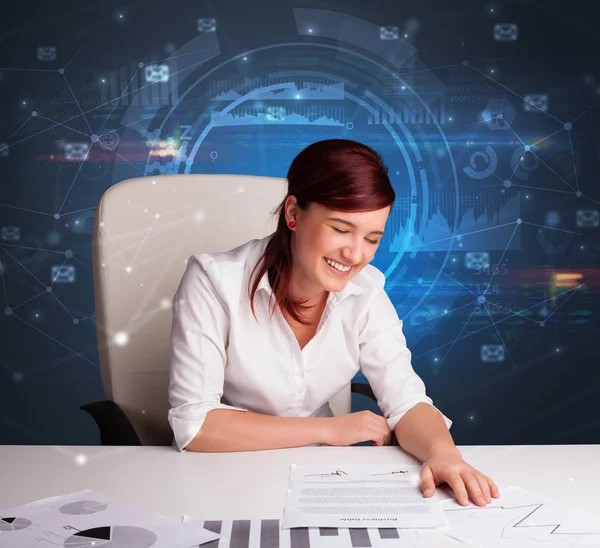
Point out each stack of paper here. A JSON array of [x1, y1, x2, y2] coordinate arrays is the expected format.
[[0, 489, 220, 548]]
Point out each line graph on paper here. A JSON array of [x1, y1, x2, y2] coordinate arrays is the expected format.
[[441, 486, 600, 548]]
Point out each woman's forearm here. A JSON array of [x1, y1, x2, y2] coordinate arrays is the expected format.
[[393, 402, 460, 462], [185, 409, 332, 452]]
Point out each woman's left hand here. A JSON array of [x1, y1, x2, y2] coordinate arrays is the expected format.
[[420, 448, 501, 507]]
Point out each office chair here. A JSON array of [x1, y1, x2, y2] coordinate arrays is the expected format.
[[84, 174, 378, 446]]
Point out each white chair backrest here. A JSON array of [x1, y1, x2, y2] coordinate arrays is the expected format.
[[92, 174, 350, 445]]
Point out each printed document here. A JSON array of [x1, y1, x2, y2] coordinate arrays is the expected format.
[[282, 464, 447, 530]]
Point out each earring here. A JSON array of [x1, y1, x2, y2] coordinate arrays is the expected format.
[[288, 220, 296, 229]]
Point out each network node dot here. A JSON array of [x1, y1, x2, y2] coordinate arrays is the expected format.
[[462, 60, 468, 66], [65, 250, 73, 258], [54, 213, 60, 220], [516, 218, 523, 224], [58, 68, 64, 74], [564, 122, 572, 131], [46, 286, 52, 293]]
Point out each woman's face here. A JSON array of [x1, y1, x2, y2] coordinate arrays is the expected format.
[[285, 196, 391, 301]]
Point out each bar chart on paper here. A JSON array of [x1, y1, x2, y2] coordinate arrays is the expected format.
[[197, 519, 420, 548]]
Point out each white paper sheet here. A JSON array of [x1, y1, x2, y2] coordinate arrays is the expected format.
[[439, 485, 600, 548], [0, 489, 220, 548], [282, 464, 447, 530], [182, 516, 424, 548]]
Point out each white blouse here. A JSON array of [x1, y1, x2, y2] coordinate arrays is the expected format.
[[168, 233, 452, 451]]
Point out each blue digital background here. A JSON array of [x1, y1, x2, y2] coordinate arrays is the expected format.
[[1, 0, 598, 445]]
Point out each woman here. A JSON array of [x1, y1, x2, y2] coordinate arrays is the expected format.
[[168, 138, 500, 508]]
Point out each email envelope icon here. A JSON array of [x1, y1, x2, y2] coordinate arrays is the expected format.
[[576, 209, 599, 228], [37, 46, 56, 61], [145, 64, 169, 83], [197, 18, 216, 32], [481, 344, 505, 362], [1, 226, 20, 241], [524, 94, 548, 112], [65, 143, 89, 161], [493, 23, 518, 41], [380, 26, 399, 40], [465, 251, 490, 270], [51, 265, 76, 283]]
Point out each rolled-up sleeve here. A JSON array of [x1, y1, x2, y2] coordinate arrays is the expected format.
[[358, 281, 452, 433], [168, 255, 247, 451]]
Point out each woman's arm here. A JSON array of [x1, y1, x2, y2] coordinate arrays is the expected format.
[[394, 402, 500, 507], [185, 409, 331, 452], [393, 402, 460, 461]]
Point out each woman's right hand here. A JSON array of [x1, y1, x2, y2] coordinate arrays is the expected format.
[[324, 411, 393, 446]]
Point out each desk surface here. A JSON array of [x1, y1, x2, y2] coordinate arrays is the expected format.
[[2, 445, 599, 548]]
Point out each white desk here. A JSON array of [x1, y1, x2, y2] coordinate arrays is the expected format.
[[2, 445, 599, 548]]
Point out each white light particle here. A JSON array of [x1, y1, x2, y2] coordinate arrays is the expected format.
[[114, 332, 129, 346], [75, 454, 87, 465], [154, 213, 160, 219], [160, 298, 171, 309], [125, 266, 132, 273]]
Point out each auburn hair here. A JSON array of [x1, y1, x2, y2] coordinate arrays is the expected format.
[[247, 139, 395, 326]]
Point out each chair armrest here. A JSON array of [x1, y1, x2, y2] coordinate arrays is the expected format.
[[350, 382, 399, 446], [80, 400, 142, 446], [350, 382, 376, 401]]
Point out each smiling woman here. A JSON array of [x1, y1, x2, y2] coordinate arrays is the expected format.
[[168, 138, 499, 509], [248, 138, 395, 327]]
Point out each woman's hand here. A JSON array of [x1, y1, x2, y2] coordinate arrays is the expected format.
[[420, 448, 501, 507], [325, 411, 393, 447]]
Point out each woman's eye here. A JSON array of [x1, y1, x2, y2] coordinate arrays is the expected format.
[[333, 227, 379, 245]]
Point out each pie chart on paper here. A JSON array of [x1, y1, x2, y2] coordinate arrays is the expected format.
[[0, 517, 32, 531], [64, 525, 157, 548], [59, 500, 108, 515]]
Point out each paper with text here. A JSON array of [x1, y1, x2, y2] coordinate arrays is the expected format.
[[282, 464, 447, 530]]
